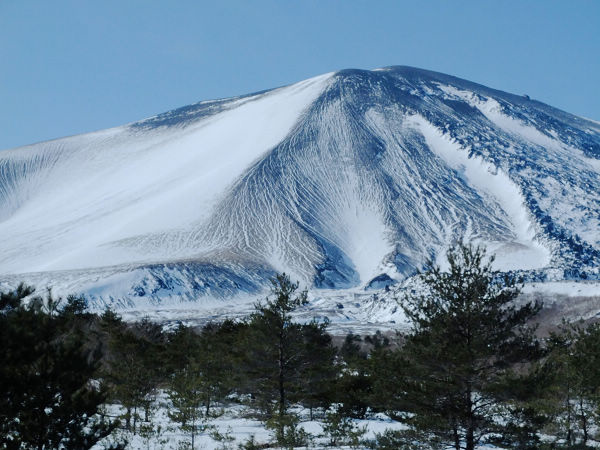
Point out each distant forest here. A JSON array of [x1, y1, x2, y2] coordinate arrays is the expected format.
[[2, 243, 600, 449]]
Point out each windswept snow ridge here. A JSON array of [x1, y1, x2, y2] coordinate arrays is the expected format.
[[1, 66, 599, 310]]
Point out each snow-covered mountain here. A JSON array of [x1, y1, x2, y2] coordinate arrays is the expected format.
[[1, 66, 599, 311]]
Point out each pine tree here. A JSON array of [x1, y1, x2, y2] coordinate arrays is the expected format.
[[168, 360, 208, 450], [545, 321, 600, 447], [101, 317, 164, 433], [397, 242, 542, 450], [568, 322, 600, 445], [239, 273, 336, 445], [0, 286, 119, 449], [196, 320, 241, 416], [241, 274, 309, 422], [298, 320, 336, 420], [335, 331, 399, 420], [363, 332, 407, 418], [166, 323, 228, 449]]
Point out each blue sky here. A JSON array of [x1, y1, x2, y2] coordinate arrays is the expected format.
[[1, 0, 598, 150]]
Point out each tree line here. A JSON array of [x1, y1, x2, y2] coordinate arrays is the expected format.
[[2, 243, 600, 449]]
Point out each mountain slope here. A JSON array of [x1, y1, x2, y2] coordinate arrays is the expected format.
[[1, 66, 599, 308]]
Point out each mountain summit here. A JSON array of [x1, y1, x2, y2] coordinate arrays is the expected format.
[[1, 66, 599, 308]]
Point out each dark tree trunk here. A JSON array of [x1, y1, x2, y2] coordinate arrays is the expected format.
[[580, 397, 589, 444], [125, 406, 131, 430], [453, 424, 461, 450], [191, 416, 195, 450], [278, 330, 285, 418], [466, 428, 475, 450], [566, 386, 573, 446], [133, 405, 138, 434], [466, 390, 475, 450]]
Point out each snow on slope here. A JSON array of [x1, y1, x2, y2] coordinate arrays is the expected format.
[[1, 66, 599, 311], [0, 73, 332, 274], [406, 114, 550, 270], [435, 82, 600, 251]]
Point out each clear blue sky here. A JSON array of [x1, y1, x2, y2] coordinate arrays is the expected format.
[[1, 0, 598, 150]]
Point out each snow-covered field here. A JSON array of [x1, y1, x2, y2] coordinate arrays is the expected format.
[[97, 395, 575, 449], [96, 397, 406, 450]]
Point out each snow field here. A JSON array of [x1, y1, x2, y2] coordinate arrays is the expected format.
[[97, 396, 406, 450]]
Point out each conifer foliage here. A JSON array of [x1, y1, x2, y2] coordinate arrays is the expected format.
[[7, 254, 600, 448], [398, 242, 542, 450], [101, 314, 165, 433], [240, 273, 335, 443], [165, 323, 236, 450], [545, 321, 600, 447], [0, 285, 118, 449]]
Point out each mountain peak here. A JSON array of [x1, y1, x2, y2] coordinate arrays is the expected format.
[[0, 67, 599, 311]]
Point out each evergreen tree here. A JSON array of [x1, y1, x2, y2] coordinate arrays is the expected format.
[[101, 316, 164, 432], [240, 273, 309, 423], [0, 286, 118, 449], [363, 333, 407, 418], [397, 242, 543, 450], [166, 323, 234, 449], [196, 320, 241, 415], [339, 332, 365, 362], [298, 320, 337, 419], [335, 332, 375, 419], [335, 331, 400, 420], [567, 322, 600, 445], [544, 321, 600, 447], [168, 359, 209, 450], [321, 406, 367, 448], [240, 273, 335, 444], [0, 282, 34, 311]]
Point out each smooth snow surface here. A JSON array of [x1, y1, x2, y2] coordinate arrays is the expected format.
[[523, 281, 600, 297], [0, 74, 332, 274]]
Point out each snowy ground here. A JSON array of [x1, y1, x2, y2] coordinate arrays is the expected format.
[[80, 286, 406, 336], [95, 396, 406, 450], [111, 280, 600, 336], [2, 274, 598, 337], [95, 395, 569, 449]]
